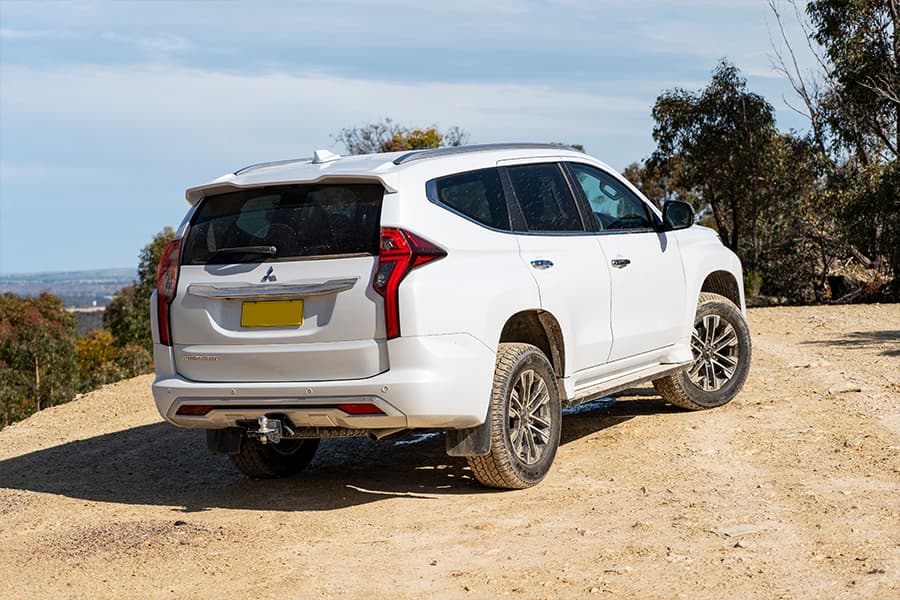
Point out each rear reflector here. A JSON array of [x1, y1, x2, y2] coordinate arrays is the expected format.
[[336, 403, 385, 415], [175, 404, 214, 416]]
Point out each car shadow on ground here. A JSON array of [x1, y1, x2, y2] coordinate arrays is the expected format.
[[801, 329, 900, 357], [0, 395, 676, 513]]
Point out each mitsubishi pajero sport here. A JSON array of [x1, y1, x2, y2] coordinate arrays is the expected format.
[[151, 143, 751, 489]]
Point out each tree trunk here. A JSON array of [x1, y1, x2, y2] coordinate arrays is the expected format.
[[708, 194, 731, 250], [891, 0, 900, 156], [34, 355, 41, 412], [730, 196, 741, 256]]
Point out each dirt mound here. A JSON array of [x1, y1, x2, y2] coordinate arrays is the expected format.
[[1, 304, 898, 598]]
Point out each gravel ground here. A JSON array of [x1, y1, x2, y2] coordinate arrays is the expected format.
[[0, 304, 898, 599]]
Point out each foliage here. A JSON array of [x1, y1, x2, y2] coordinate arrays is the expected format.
[[75, 329, 118, 380], [807, 0, 899, 162], [0, 292, 79, 426], [768, 0, 899, 297], [334, 118, 469, 154], [104, 227, 174, 350], [75, 330, 153, 390], [839, 160, 900, 294], [622, 158, 697, 210], [648, 61, 850, 302], [650, 61, 781, 259]]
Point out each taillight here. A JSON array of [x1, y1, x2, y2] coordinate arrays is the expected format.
[[373, 228, 445, 339], [156, 238, 182, 346]]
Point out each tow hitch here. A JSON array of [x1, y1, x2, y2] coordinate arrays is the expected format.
[[250, 415, 288, 444]]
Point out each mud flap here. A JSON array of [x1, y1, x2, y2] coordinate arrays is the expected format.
[[445, 408, 491, 457], [206, 428, 243, 455]]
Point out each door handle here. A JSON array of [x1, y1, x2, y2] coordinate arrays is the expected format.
[[530, 259, 554, 270], [610, 258, 631, 269]]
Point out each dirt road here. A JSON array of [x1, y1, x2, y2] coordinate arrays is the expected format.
[[1, 304, 898, 599]]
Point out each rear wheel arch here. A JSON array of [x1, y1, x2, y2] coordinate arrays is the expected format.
[[499, 310, 565, 378]]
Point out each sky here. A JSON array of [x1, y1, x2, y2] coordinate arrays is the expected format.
[[0, 0, 818, 274]]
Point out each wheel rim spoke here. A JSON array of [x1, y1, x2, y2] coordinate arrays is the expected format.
[[508, 367, 554, 465], [687, 313, 740, 392], [712, 329, 737, 352], [688, 358, 705, 379]]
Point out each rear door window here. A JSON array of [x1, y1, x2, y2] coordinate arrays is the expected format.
[[506, 163, 584, 232], [427, 167, 511, 230], [181, 183, 384, 264]]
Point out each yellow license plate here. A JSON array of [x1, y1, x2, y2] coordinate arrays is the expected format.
[[241, 300, 303, 328]]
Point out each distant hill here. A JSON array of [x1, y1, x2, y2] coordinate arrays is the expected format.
[[0, 268, 136, 308]]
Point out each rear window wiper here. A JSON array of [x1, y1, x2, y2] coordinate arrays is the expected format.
[[208, 245, 277, 260]]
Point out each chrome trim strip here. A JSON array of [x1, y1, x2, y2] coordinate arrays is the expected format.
[[187, 277, 358, 300]]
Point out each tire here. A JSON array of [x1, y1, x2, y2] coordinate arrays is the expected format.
[[654, 292, 751, 410], [229, 437, 320, 479], [467, 343, 562, 489]]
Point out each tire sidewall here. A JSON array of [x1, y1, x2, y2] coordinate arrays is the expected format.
[[497, 350, 562, 485]]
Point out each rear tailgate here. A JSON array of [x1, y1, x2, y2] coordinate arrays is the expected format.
[[170, 182, 386, 383]]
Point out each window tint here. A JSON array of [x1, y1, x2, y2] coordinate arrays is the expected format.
[[568, 163, 654, 231], [181, 183, 383, 265], [507, 163, 583, 232], [428, 168, 510, 230]]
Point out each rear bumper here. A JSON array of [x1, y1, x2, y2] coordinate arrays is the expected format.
[[152, 333, 495, 431]]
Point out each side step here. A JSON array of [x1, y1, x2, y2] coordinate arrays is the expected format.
[[567, 362, 689, 407]]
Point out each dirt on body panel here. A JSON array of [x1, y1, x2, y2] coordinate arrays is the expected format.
[[0, 304, 898, 599]]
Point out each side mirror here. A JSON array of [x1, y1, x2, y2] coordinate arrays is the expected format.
[[662, 200, 695, 231]]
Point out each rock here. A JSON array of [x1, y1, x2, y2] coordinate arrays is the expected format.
[[174, 520, 187, 527], [717, 524, 758, 537], [844, 439, 862, 448], [829, 386, 863, 395]]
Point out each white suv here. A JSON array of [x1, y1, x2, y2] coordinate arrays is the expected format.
[[151, 143, 751, 489]]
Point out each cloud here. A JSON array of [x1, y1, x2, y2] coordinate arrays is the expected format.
[[0, 64, 652, 179], [100, 32, 191, 53], [0, 27, 54, 40]]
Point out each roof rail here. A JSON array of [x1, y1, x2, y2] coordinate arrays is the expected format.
[[392, 143, 583, 165], [234, 157, 312, 176]]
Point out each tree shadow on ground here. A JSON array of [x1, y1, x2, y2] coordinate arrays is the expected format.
[[0, 395, 674, 513], [801, 330, 900, 357]]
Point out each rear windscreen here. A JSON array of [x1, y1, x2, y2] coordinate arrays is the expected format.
[[181, 183, 384, 265]]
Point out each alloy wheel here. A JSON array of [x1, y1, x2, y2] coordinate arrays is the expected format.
[[688, 314, 740, 392], [508, 369, 553, 465]]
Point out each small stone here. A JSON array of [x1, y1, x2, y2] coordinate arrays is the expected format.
[[867, 568, 886, 575], [829, 386, 863, 394], [589, 587, 601, 594], [717, 524, 758, 537], [429, 560, 438, 566], [844, 439, 862, 448], [174, 520, 187, 527]]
